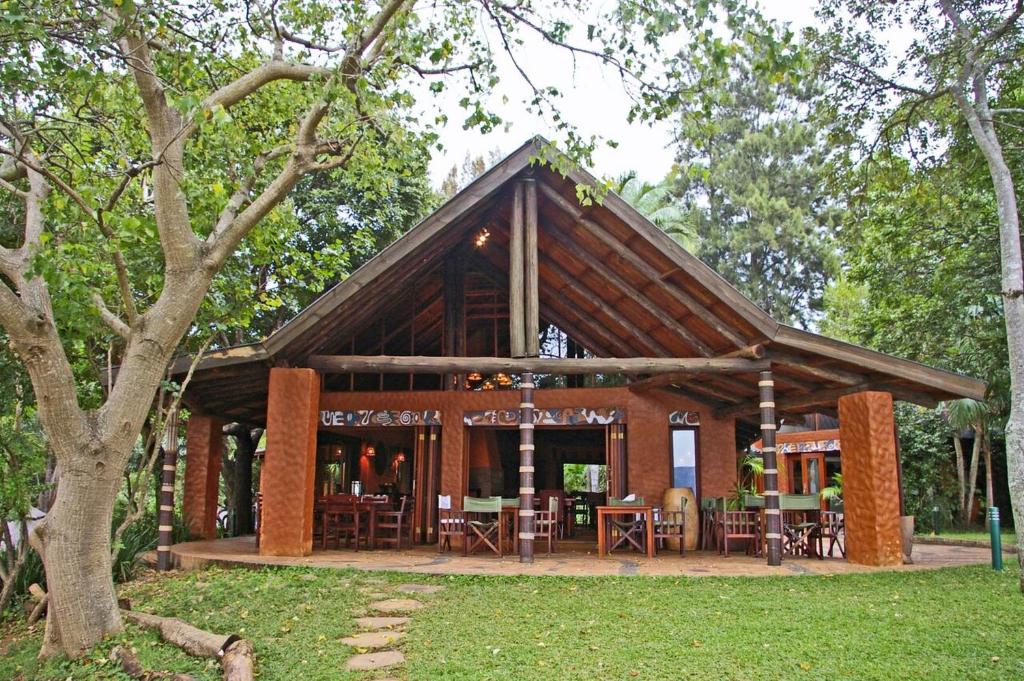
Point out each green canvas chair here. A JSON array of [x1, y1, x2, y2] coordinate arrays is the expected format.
[[463, 496, 503, 557], [607, 496, 647, 553]]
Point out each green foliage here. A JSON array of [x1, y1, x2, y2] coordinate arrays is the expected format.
[[670, 35, 839, 326], [897, 403, 960, 531], [615, 171, 698, 250], [823, 152, 1007, 396], [563, 464, 605, 493]]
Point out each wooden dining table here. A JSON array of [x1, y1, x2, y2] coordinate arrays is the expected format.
[[316, 497, 393, 550], [596, 505, 655, 558]]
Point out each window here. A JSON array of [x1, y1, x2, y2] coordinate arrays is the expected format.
[[670, 428, 698, 493]]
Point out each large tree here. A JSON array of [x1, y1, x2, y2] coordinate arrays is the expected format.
[[0, 0, 781, 657], [813, 0, 1024, 586], [670, 38, 840, 327]]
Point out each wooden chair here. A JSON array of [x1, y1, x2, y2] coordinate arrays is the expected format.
[[534, 495, 558, 555], [653, 499, 687, 556], [717, 509, 760, 557], [700, 497, 720, 551], [255, 492, 263, 548], [375, 496, 414, 550], [437, 494, 464, 553], [819, 510, 845, 558], [464, 496, 503, 556], [500, 497, 520, 553], [323, 495, 366, 551], [538, 489, 567, 538], [782, 510, 821, 557], [572, 496, 590, 530], [607, 496, 647, 554]]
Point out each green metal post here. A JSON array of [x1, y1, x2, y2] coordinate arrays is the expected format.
[[988, 507, 1003, 571]]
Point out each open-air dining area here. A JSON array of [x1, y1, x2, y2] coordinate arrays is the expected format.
[[167, 139, 987, 579]]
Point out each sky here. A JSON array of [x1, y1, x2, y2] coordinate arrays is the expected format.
[[424, 2, 823, 188]]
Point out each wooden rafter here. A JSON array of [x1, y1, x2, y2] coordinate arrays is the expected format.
[[538, 181, 751, 349], [307, 355, 770, 375]]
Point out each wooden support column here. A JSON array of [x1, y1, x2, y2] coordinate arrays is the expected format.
[[524, 177, 540, 357], [509, 183, 526, 358], [838, 391, 903, 566], [519, 371, 536, 562], [183, 414, 223, 540], [759, 369, 782, 566], [427, 426, 441, 538], [156, 407, 179, 571], [444, 257, 466, 390], [414, 427, 428, 543], [260, 368, 319, 556]]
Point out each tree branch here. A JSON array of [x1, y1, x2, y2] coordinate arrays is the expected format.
[[92, 293, 131, 340], [177, 60, 332, 141]]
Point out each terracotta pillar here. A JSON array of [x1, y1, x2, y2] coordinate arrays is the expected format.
[[838, 390, 903, 566], [260, 367, 320, 556], [183, 414, 224, 540]]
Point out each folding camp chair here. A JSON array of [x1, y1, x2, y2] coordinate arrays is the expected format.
[[463, 496, 503, 556]]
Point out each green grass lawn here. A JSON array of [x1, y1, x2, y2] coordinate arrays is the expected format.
[[2, 564, 1022, 680], [916, 529, 1017, 544]]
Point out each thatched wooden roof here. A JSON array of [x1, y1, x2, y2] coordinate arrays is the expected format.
[[178, 137, 985, 424]]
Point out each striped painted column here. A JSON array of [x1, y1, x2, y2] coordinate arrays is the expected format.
[[518, 371, 536, 563], [156, 407, 179, 571], [759, 369, 782, 566]]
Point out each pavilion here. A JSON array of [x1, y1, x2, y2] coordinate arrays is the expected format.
[[167, 137, 984, 568]]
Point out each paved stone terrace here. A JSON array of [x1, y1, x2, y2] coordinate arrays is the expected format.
[[169, 536, 993, 577]]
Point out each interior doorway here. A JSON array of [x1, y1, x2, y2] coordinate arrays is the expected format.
[[316, 427, 415, 498]]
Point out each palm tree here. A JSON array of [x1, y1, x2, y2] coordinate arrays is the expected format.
[[615, 171, 698, 251], [943, 398, 993, 528]]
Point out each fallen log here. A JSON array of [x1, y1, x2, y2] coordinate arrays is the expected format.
[[122, 610, 237, 658], [109, 645, 197, 681], [221, 639, 255, 681], [26, 584, 47, 625], [121, 609, 254, 681]]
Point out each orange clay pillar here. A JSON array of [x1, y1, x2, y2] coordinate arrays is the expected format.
[[183, 414, 224, 539], [259, 368, 320, 556], [838, 390, 903, 566]]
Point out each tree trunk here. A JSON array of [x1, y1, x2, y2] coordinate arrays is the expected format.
[[983, 435, 995, 530], [965, 430, 982, 528], [954, 435, 967, 521], [32, 464, 123, 658], [953, 87, 1024, 589], [222, 426, 259, 536]]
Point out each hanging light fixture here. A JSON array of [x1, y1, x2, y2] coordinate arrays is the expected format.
[[467, 371, 482, 382], [365, 443, 376, 457], [495, 372, 512, 386], [474, 228, 490, 248]]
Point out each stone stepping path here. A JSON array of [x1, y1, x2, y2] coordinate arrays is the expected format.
[[345, 650, 405, 671], [341, 630, 405, 648], [396, 583, 444, 594], [370, 598, 424, 613], [355, 616, 411, 630], [343, 585, 444, 673]]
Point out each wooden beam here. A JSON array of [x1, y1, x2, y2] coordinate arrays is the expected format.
[[717, 344, 766, 360], [443, 257, 466, 390], [509, 183, 526, 358], [715, 382, 879, 418], [628, 373, 694, 392], [538, 181, 751, 349], [470, 248, 622, 357], [478, 239, 636, 357], [767, 349, 864, 385], [540, 221, 715, 357], [524, 178, 540, 357], [308, 355, 770, 375]]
